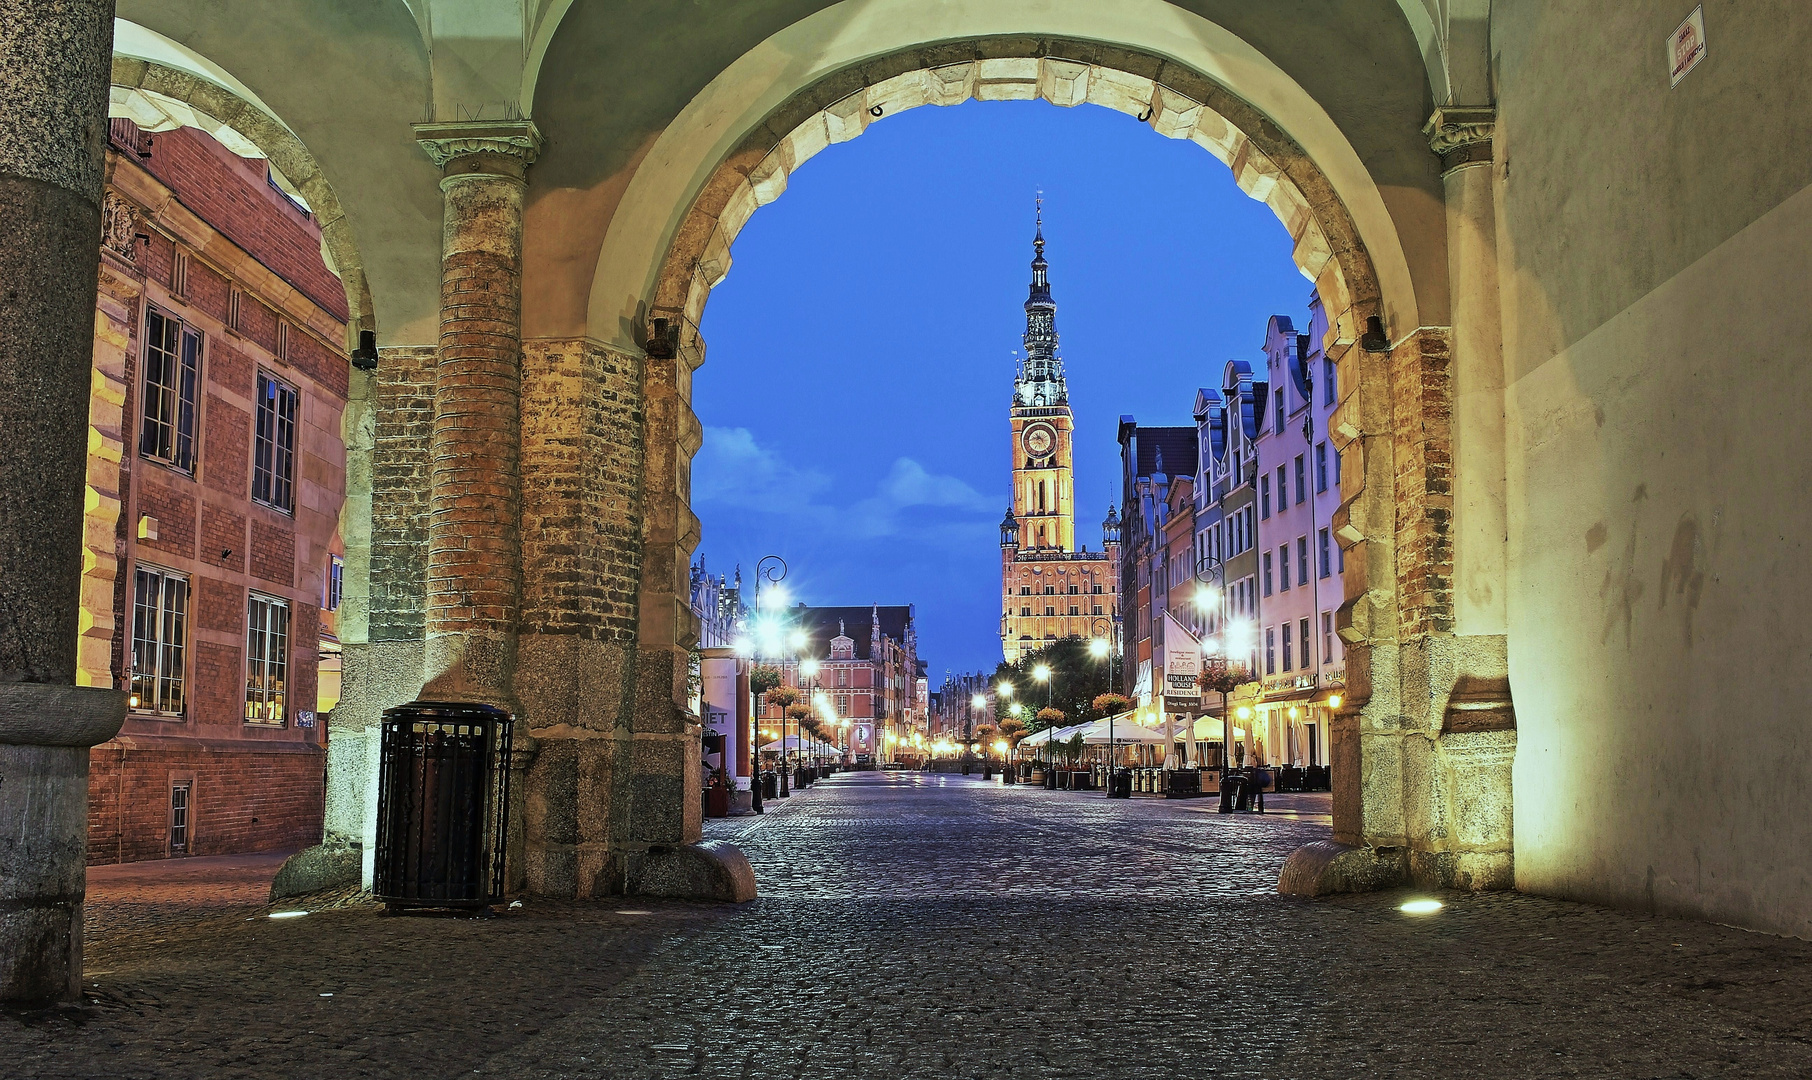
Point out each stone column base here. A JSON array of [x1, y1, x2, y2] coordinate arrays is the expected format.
[[626, 841, 757, 903], [1278, 839, 1409, 897]]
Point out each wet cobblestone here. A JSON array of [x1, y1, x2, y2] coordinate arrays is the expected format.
[[9, 771, 1812, 1078]]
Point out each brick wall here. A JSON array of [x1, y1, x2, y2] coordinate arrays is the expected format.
[[370, 346, 436, 641], [1391, 329, 1455, 640], [210, 339, 254, 398], [250, 518, 295, 587], [201, 394, 250, 495], [115, 122, 348, 322], [137, 481, 197, 560], [238, 294, 279, 355], [194, 577, 244, 635], [192, 639, 244, 725], [87, 746, 324, 864], [520, 340, 645, 641]]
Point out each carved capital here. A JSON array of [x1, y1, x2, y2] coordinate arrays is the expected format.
[[1423, 106, 1495, 173], [413, 120, 544, 181]]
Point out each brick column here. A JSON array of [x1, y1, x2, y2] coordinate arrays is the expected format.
[[0, 0, 128, 1003], [411, 122, 542, 706]]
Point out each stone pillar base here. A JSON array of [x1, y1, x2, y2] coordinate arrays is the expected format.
[[1277, 839, 1408, 897], [1410, 849, 1514, 891], [0, 743, 90, 1003], [626, 841, 757, 903]]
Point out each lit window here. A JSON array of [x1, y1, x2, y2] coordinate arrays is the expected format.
[[131, 565, 189, 717], [245, 593, 289, 723], [140, 307, 200, 471], [327, 554, 344, 611], [253, 373, 298, 513]]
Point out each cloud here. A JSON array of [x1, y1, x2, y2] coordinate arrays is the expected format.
[[692, 426, 832, 508], [693, 427, 995, 547]]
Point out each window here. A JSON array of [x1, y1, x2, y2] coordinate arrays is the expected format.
[[1333, 446, 1342, 486], [1300, 617, 1312, 668], [1323, 611, 1335, 659], [1260, 475, 1271, 519], [1274, 388, 1285, 434], [1092, 605, 1103, 615], [245, 593, 289, 723], [140, 307, 200, 471], [1044, 585, 1055, 595], [1020, 606, 1031, 617], [1316, 442, 1329, 493], [1067, 585, 1079, 595], [1262, 552, 1273, 596], [1275, 466, 1286, 511], [1319, 528, 1332, 578], [169, 782, 191, 855], [1092, 584, 1103, 594], [1044, 606, 1055, 616], [1265, 627, 1276, 675], [1282, 622, 1293, 671], [1324, 356, 1337, 406], [327, 554, 344, 612], [1298, 536, 1310, 585], [253, 373, 298, 513], [1020, 586, 1031, 596], [130, 565, 189, 716], [1068, 605, 1080, 616], [1279, 545, 1290, 591], [1295, 455, 1306, 505], [1338, 541, 1345, 573]]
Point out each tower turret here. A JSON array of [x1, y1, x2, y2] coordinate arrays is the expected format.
[[1000, 505, 1020, 548]]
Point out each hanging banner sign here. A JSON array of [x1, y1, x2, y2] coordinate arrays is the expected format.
[[1162, 613, 1201, 703]]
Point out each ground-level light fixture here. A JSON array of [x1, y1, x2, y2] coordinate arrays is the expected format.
[[269, 910, 309, 919], [1399, 898, 1444, 915]]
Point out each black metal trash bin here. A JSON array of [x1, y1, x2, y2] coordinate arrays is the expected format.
[[1109, 768, 1132, 798], [762, 771, 779, 799], [374, 701, 513, 910]]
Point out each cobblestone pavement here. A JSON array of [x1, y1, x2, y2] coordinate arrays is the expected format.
[[11, 771, 1812, 1079]]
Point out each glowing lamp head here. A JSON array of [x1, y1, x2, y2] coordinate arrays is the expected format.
[[1033, 664, 1051, 682], [1236, 706, 1252, 720], [1192, 584, 1219, 611], [1328, 694, 1343, 709], [1088, 638, 1109, 658], [789, 630, 808, 649], [993, 740, 1008, 753], [971, 694, 987, 710], [800, 658, 820, 678], [998, 682, 1014, 697], [1200, 638, 1221, 655]]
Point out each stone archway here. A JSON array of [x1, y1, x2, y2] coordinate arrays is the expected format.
[[610, 37, 1512, 895]]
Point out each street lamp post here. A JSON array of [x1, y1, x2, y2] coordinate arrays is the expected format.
[[750, 555, 788, 811], [969, 693, 987, 777], [1088, 623, 1115, 794], [1033, 663, 1053, 785]]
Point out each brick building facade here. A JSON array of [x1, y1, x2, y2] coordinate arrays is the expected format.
[[757, 605, 921, 763], [84, 117, 348, 864]]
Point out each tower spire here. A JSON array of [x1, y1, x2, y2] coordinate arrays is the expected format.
[[1016, 194, 1064, 407]]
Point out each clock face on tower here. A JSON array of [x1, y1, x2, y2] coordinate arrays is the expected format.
[[1022, 423, 1056, 458]]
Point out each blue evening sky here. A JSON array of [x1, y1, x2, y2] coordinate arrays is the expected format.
[[692, 98, 1308, 677]]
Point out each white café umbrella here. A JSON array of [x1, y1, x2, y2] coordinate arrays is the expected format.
[[1077, 714, 1168, 744]]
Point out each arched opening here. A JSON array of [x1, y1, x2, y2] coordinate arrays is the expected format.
[[569, 16, 1482, 895]]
